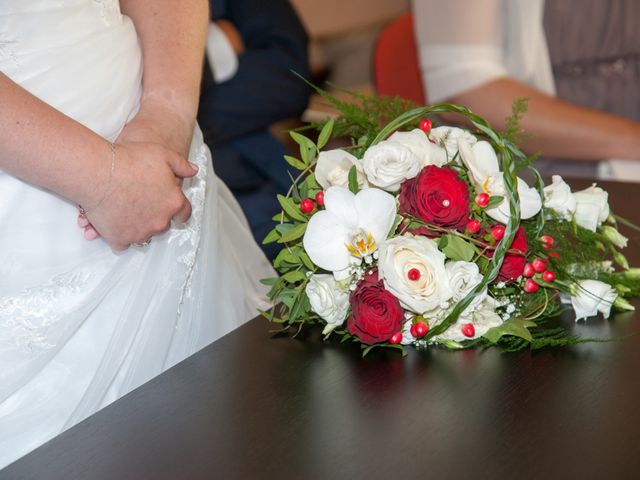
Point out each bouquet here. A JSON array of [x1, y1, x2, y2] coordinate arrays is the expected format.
[[261, 94, 639, 355]]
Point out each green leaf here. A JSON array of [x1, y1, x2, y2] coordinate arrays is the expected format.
[[275, 223, 294, 235], [282, 270, 307, 283], [290, 131, 317, 166], [486, 195, 504, 209], [259, 276, 280, 286], [317, 118, 335, 150], [277, 194, 308, 222], [278, 222, 308, 243], [273, 248, 299, 268], [262, 227, 280, 245], [483, 318, 536, 344], [348, 165, 359, 194], [439, 234, 476, 261], [284, 155, 307, 171], [299, 251, 316, 270]]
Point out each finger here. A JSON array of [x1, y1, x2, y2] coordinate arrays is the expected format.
[[78, 215, 90, 228], [167, 153, 199, 179], [173, 196, 193, 223], [84, 226, 100, 241]]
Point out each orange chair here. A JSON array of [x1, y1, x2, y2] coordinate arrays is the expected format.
[[373, 12, 427, 105]]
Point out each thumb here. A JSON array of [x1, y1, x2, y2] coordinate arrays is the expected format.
[[167, 154, 199, 179]]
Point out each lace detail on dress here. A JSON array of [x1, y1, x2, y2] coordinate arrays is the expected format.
[[168, 145, 208, 311], [92, 0, 120, 26], [0, 271, 91, 353], [0, 34, 19, 67]]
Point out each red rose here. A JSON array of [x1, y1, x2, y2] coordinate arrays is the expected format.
[[347, 272, 404, 345], [488, 226, 528, 281], [399, 165, 470, 232]]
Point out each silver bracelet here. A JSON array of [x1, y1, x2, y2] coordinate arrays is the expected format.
[[79, 141, 116, 216]]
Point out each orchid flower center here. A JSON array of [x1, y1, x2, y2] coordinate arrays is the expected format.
[[345, 229, 376, 258]]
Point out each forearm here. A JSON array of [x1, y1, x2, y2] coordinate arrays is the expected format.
[[120, 0, 208, 126], [447, 77, 640, 161], [0, 73, 112, 207]]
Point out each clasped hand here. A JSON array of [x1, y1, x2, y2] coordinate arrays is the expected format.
[[78, 103, 197, 251]]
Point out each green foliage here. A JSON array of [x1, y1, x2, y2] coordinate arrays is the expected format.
[[439, 234, 476, 262]]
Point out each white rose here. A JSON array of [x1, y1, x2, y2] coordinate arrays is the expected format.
[[362, 141, 421, 191], [573, 184, 610, 232], [570, 279, 617, 321], [445, 261, 487, 310], [543, 175, 576, 220], [305, 274, 350, 332], [378, 234, 452, 313], [315, 149, 368, 190], [388, 129, 447, 168], [429, 126, 477, 161], [435, 296, 502, 342]]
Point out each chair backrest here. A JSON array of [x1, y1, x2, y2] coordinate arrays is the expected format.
[[373, 12, 426, 105]]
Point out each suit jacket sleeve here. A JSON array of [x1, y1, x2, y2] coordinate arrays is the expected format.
[[199, 0, 311, 144]]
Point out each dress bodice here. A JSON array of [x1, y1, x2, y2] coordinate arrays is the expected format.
[[0, 0, 142, 140]]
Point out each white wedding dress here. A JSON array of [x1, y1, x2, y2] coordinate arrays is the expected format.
[[0, 0, 274, 468]]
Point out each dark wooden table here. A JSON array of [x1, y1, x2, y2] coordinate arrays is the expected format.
[[3, 180, 640, 480]]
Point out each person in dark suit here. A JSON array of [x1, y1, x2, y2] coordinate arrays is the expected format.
[[198, 0, 311, 260]]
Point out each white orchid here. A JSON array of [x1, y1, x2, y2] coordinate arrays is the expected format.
[[315, 149, 369, 190], [303, 187, 396, 273], [458, 139, 542, 224]]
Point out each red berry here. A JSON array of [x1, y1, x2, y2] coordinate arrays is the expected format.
[[540, 235, 554, 249], [315, 191, 325, 207], [523, 278, 539, 293], [542, 270, 556, 282], [523, 263, 535, 277], [491, 225, 506, 241], [407, 268, 421, 281], [300, 198, 315, 214], [475, 192, 490, 208], [411, 321, 429, 338], [419, 118, 432, 133], [461, 323, 475, 338], [548, 251, 560, 259], [532, 258, 546, 273], [466, 218, 481, 234], [389, 331, 403, 345]]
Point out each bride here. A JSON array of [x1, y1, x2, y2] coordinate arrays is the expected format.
[[0, 0, 273, 468]]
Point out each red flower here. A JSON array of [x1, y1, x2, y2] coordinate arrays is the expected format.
[[488, 226, 528, 281], [347, 272, 404, 345], [399, 165, 470, 233]]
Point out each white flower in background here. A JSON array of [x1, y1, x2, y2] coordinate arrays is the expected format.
[[429, 126, 477, 161], [315, 149, 369, 190], [305, 274, 350, 333], [543, 175, 576, 220], [362, 141, 421, 191], [388, 129, 448, 168], [378, 234, 452, 313], [435, 296, 503, 342], [601, 225, 628, 249], [303, 187, 396, 273], [445, 261, 487, 310], [458, 138, 542, 224], [570, 279, 618, 321], [573, 184, 610, 232]]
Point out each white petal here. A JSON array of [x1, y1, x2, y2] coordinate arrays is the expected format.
[[354, 188, 397, 244], [323, 187, 358, 230], [315, 149, 358, 190], [517, 179, 543, 219], [303, 211, 352, 271]]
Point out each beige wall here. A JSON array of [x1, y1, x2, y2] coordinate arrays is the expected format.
[[291, 0, 410, 88]]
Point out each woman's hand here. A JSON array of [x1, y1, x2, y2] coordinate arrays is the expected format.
[[81, 140, 198, 251]]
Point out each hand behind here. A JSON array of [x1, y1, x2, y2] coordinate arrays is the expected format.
[[84, 141, 197, 251]]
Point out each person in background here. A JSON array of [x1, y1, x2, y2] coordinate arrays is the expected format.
[[199, 0, 311, 259], [413, 0, 640, 180]]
